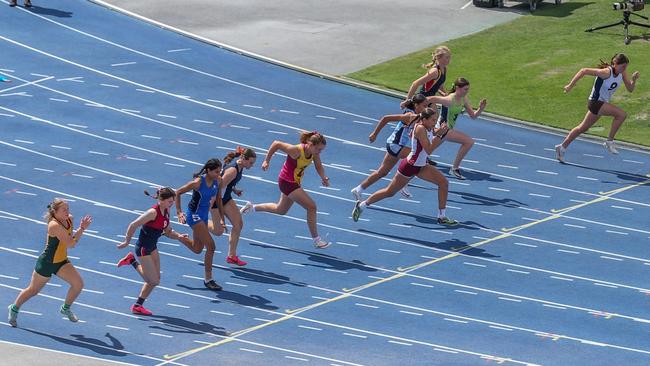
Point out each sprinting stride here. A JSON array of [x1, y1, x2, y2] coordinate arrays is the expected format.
[[351, 94, 430, 201], [352, 107, 458, 225], [400, 45, 451, 105], [425, 77, 487, 180], [241, 131, 331, 249], [209, 147, 257, 266], [116, 188, 191, 315], [8, 199, 92, 327], [175, 158, 226, 291], [555, 53, 640, 163]]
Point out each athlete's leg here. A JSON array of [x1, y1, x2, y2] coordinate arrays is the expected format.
[[56, 263, 84, 306], [287, 188, 319, 238], [208, 207, 226, 237], [253, 193, 294, 215], [13, 271, 50, 308], [444, 129, 475, 169], [561, 111, 600, 148], [223, 200, 243, 258], [600, 102, 627, 140]]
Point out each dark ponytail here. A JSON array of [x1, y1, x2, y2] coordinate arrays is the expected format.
[[450, 77, 470, 93], [403, 93, 427, 111], [144, 187, 176, 200], [193, 158, 222, 178], [598, 53, 629, 69], [224, 146, 256, 164]]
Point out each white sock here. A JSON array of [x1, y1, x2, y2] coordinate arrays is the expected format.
[[353, 185, 364, 192], [204, 277, 213, 283], [360, 201, 368, 209], [438, 208, 446, 218], [313, 236, 321, 242]]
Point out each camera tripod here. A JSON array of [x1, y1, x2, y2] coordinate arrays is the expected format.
[[586, 10, 650, 45]]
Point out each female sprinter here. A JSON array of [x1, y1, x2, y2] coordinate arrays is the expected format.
[[8, 199, 92, 327], [209, 147, 256, 266], [116, 188, 191, 315], [555, 53, 640, 163], [240, 131, 331, 249], [351, 93, 430, 201], [352, 107, 458, 225], [175, 159, 226, 291], [426, 77, 487, 180]]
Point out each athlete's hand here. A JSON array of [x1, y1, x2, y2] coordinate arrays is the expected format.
[[261, 160, 270, 171], [368, 133, 377, 143], [177, 212, 187, 224], [177, 234, 192, 247], [400, 99, 409, 109], [233, 188, 243, 196], [221, 220, 228, 234], [478, 99, 487, 110], [116, 241, 129, 249], [632, 71, 640, 81], [322, 177, 330, 187], [563, 84, 573, 93], [79, 215, 93, 230], [435, 124, 449, 138]]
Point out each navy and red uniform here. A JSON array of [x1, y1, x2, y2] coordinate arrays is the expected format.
[[212, 160, 243, 209], [420, 64, 449, 120], [135, 204, 169, 257]]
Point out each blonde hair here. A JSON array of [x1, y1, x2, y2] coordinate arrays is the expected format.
[[44, 198, 67, 222], [423, 46, 451, 69], [300, 131, 327, 146]]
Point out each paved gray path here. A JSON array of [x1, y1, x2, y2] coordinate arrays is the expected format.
[[100, 0, 524, 75], [0, 341, 135, 366]]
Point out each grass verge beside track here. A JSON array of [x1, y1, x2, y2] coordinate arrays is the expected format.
[[348, 0, 650, 146]]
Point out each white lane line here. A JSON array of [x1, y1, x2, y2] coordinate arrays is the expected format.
[[497, 164, 518, 169], [51, 145, 71, 150], [239, 348, 263, 354], [594, 282, 618, 289], [125, 156, 147, 161], [14, 139, 34, 144], [177, 140, 198, 145], [611, 205, 633, 211], [17, 247, 38, 253], [100, 83, 119, 88], [342, 333, 367, 339], [56, 77, 84, 82], [311, 296, 330, 301], [241, 255, 263, 260], [388, 340, 413, 346], [513, 242, 537, 248], [282, 262, 305, 267], [400, 310, 423, 316], [88, 150, 109, 155], [536, 170, 558, 175], [521, 217, 538, 222], [66, 124, 88, 129], [167, 48, 191, 53], [193, 119, 214, 124], [444, 318, 468, 324], [207, 99, 227, 104], [110, 179, 131, 185], [210, 310, 234, 316], [298, 325, 322, 331], [489, 325, 513, 331], [411, 282, 434, 288], [30, 73, 50, 77], [498, 297, 522, 303], [605, 230, 628, 235], [33, 167, 54, 172], [0, 113, 15, 117], [542, 304, 567, 310], [46, 283, 62, 287], [480, 211, 502, 216], [21, 310, 43, 316], [111, 61, 136, 67], [49, 98, 68, 102], [0, 274, 19, 280], [242, 104, 262, 109], [106, 325, 129, 331], [279, 109, 299, 114], [335, 241, 358, 247], [98, 261, 116, 266], [157, 114, 177, 119], [254, 228, 276, 234], [164, 162, 185, 167], [506, 269, 530, 275], [230, 124, 250, 130], [529, 193, 550, 198], [324, 269, 348, 274], [563, 224, 586, 229], [267, 130, 288, 135], [136, 88, 155, 93], [15, 191, 36, 196], [600, 256, 623, 262], [317, 211, 330, 216], [141, 134, 161, 139], [225, 282, 248, 288], [149, 332, 173, 338], [267, 289, 291, 294], [367, 275, 386, 280], [82, 289, 104, 294], [0, 216, 19, 221], [285, 356, 308, 362], [378, 248, 401, 254], [330, 163, 352, 169], [167, 303, 190, 309], [557, 249, 580, 254], [70, 174, 93, 179], [463, 262, 486, 268], [316, 115, 336, 120], [489, 187, 510, 192], [550, 276, 574, 282], [583, 154, 604, 158], [353, 120, 373, 125], [434, 348, 459, 354], [505, 142, 526, 147], [464, 159, 479, 164], [623, 159, 644, 164], [355, 303, 379, 309], [577, 176, 598, 181], [454, 290, 477, 295]]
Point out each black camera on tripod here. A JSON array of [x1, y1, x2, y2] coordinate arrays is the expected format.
[[612, 0, 644, 11]]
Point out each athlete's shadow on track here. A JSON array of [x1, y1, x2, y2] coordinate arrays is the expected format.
[[367, 206, 489, 231], [220, 266, 309, 287], [358, 229, 499, 258], [143, 315, 228, 336], [176, 283, 279, 311], [27, 5, 73, 18], [249, 242, 377, 273], [22, 328, 125, 356], [448, 190, 528, 208], [564, 162, 649, 185]]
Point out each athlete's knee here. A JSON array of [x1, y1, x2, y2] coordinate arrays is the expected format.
[[438, 177, 449, 191], [376, 167, 390, 177], [466, 139, 475, 148], [189, 244, 203, 254], [147, 277, 160, 287], [618, 110, 627, 121], [231, 220, 243, 233], [210, 225, 225, 237], [71, 277, 84, 292]]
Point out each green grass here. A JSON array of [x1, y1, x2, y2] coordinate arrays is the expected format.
[[348, 1, 650, 146]]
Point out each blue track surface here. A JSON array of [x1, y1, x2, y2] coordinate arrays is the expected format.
[[1, 1, 650, 365]]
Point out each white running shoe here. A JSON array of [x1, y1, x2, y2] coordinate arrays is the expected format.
[[240, 201, 254, 215], [351, 187, 362, 201], [603, 140, 619, 154], [555, 144, 566, 163], [399, 186, 412, 198], [313, 236, 330, 249], [8, 305, 18, 327], [60, 305, 78, 322]]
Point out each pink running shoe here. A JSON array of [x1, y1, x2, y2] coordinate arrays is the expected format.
[[131, 304, 152, 316], [226, 255, 247, 266], [117, 252, 135, 267]]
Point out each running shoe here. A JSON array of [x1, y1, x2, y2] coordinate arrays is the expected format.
[[8, 305, 18, 327], [351, 187, 362, 201], [60, 305, 79, 322], [226, 255, 247, 266], [204, 280, 223, 291], [117, 252, 135, 268], [131, 304, 153, 316], [313, 237, 331, 249], [426, 157, 438, 166], [240, 201, 254, 215], [352, 201, 363, 222], [603, 140, 619, 154], [399, 186, 413, 198], [554, 144, 566, 163], [451, 168, 465, 180], [437, 217, 459, 226]]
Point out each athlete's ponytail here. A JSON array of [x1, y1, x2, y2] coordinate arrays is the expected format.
[[300, 131, 327, 146], [450, 77, 470, 93], [403, 93, 427, 111], [193, 158, 222, 178], [419, 107, 437, 121], [224, 146, 256, 164], [422, 46, 451, 70], [43, 198, 67, 222], [144, 187, 176, 200], [598, 53, 629, 69]]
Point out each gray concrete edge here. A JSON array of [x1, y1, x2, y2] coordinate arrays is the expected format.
[[87, 0, 650, 155]]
